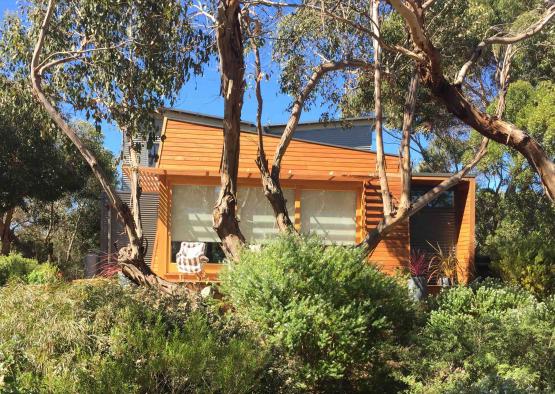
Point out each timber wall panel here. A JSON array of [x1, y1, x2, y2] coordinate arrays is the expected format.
[[364, 179, 410, 273], [454, 180, 475, 282], [159, 120, 399, 175]]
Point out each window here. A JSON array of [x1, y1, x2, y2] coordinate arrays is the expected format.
[[170, 184, 295, 262], [237, 187, 295, 242], [148, 142, 159, 166], [171, 185, 224, 262], [300, 189, 357, 244], [411, 187, 454, 208]]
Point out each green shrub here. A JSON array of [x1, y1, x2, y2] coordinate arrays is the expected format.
[[493, 245, 555, 297], [402, 281, 555, 393], [480, 189, 555, 297], [26, 262, 60, 284], [0, 279, 269, 393], [0, 253, 38, 285], [220, 234, 417, 393]]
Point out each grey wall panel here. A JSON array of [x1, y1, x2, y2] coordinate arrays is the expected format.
[[267, 125, 373, 151], [100, 192, 159, 267]]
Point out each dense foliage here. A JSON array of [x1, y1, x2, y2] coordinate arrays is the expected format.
[[0, 253, 58, 286], [478, 189, 555, 296], [10, 121, 116, 276], [220, 234, 417, 393], [2, 237, 555, 393], [402, 281, 555, 393], [0, 79, 85, 213], [472, 80, 555, 297], [0, 280, 269, 394]]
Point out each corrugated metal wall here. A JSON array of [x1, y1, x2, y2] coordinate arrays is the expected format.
[[100, 191, 159, 266]]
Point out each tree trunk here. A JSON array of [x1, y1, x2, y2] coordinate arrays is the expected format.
[[361, 41, 515, 254], [0, 209, 14, 255], [214, 0, 246, 258], [30, 0, 179, 293], [262, 60, 375, 232], [398, 70, 419, 213], [65, 210, 81, 265], [361, 63, 423, 253], [362, 137, 488, 253], [128, 137, 146, 261], [258, 165, 295, 232], [247, 16, 296, 233], [371, 0, 394, 221]]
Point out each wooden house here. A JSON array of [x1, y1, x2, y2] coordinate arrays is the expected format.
[[102, 109, 475, 283]]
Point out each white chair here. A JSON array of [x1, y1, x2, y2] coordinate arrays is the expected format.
[[176, 242, 209, 274]]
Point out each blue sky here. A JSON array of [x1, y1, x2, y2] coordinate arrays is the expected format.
[[1, 1, 400, 157]]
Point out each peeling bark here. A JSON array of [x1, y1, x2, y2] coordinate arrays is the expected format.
[[214, 0, 246, 258]]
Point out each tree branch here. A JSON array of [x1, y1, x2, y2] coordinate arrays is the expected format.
[[272, 59, 375, 171], [362, 136, 488, 254], [454, 5, 555, 85], [246, 0, 424, 61], [488, 5, 555, 44], [389, 0, 555, 200], [37, 41, 130, 76], [422, 0, 436, 10], [30, 0, 180, 292]]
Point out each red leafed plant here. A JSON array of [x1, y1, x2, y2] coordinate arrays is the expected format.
[[409, 249, 429, 277], [96, 252, 121, 278]]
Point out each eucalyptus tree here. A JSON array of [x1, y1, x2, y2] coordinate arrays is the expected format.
[[386, 0, 555, 199], [191, 0, 377, 242], [244, 3, 376, 232], [1, 0, 208, 292], [254, 0, 555, 251], [210, 0, 248, 259]]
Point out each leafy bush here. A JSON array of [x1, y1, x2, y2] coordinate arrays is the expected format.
[[0, 279, 269, 393], [402, 281, 555, 393], [488, 221, 555, 296], [27, 262, 60, 284], [0, 253, 38, 285], [220, 234, 417, 392], [0, 253, 60, 286], [478, 188, 555, 297]]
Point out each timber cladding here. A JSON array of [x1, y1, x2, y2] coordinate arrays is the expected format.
[[128, 116, 476, 283], [158, 119, 400, 177]]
